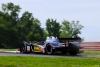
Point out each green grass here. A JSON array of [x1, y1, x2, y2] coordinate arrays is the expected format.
[[84, 50, 100, 55], [0, 56, 100, 67]]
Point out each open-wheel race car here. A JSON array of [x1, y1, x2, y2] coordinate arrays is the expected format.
[[19, 37, 83, 55]]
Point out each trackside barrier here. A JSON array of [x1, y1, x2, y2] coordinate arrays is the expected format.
[[80, 42, 100, 51]]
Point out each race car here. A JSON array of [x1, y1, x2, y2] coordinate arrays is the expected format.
[[19, 37, 83, 55]]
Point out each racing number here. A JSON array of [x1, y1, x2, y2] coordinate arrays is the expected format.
[[34, 45, 40, 51]]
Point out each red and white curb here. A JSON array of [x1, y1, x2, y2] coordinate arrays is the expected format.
[[0, 50, 20, 53]]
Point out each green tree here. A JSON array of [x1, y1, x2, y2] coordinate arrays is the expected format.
[[18, 11, 34, 41], [0, 2, 23, 48], [1, 2, 21, 26], [61, 20, 84, 38], [41, 28, 48, 40], [46, 18, 61, 37], [0, 16, 10, 47], [26, 18, 44, 41], [0, 2, 45, 48]]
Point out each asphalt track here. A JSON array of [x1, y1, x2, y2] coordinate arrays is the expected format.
[[0, 50, 84, 57], [0, 51, 100, 58]]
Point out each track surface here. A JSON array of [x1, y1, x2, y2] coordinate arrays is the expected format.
[[0, 51, 100, 58], [0, 52, 84, 57], [0, 50, 85, 57]]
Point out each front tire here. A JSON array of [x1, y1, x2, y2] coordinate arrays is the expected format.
[[45, 44, 54, 55], [20, 43, 27, 53]]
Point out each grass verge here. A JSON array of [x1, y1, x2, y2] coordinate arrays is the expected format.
[[84, 50, 100, 55], [0, 56, 100, 67]]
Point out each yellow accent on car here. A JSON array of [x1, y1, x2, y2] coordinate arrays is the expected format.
[[34, 45, 40, 51]]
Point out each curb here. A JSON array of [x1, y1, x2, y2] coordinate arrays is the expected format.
[[0, 50, 20, 53]]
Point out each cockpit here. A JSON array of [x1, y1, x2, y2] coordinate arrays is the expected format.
[[45, 36, 58, 43]]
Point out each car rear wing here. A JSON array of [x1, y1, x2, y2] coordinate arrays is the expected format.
[[58, 38, 81, 47], [58, 38, 81, 40]]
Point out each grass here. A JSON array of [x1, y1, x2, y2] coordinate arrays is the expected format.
[[0, 50, 100, 67], [84, 50, 100, 55], [0, 56, 100, 67]]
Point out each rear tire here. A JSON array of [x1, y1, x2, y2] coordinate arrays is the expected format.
[[45, 44, 54, 55], [61, 51, 66, 55], [68, 47, 79, 55], [68, 51, 78, 55]]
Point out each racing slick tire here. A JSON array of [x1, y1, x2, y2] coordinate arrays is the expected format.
[[61, 51, 67, 55], [20, 43, 27, 53], [68, 47, 79, 55], [68, 43, 80, 55], [45, 43, 54, 55]]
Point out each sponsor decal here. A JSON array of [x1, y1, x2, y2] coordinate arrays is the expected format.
[[34, 46, 40, 51], [27, 46, 30, 50]]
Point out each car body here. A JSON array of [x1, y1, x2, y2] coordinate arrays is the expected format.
[[19, 37, 83, 55]]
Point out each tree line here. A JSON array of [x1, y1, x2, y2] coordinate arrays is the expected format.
[[0, 2, 84, 48]]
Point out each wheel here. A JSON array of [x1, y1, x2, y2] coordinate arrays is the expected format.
[[61, 51, 66, 55], [68, 51, 78, 55], [45, 44, 54, 55], [68, 43, 79, 55], [68, 47, 79, 55], [20, 43, 27, 53]]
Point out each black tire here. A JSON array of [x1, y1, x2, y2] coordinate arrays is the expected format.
[[20, 43, 27, 53], [68, 51, 78, 55], [68, 47, 79, 55], [61, 51, 66, 55], [45, 44, 54, 55]]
